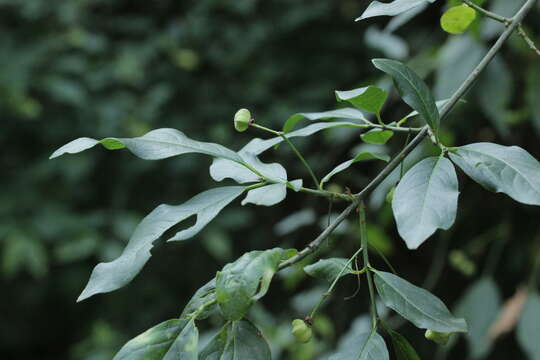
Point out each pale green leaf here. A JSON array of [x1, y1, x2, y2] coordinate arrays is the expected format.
[[216, 248, 288, 320], [361, 129, 394, 145], [374, 270, 467, 333], [335, 86, 388, 115], [329, 330, 389, 360], [283, 108, 367, 133], [372, 59, 440, 134], [113, 319, 198, 360], [210, 152, 287, 184], [517, 292, 540, 360], [455, 277, 501, 359], [357, 0, 437, 21], [392, 156, 459, 249], [242, 183, 287, 207], [200, 320, 271, 360], [77, 186, 244, 301], [304, 258, 355, 283], [449, 143, 540, 206], [321, 152, 390, 188], [50, 128, 242, 162]]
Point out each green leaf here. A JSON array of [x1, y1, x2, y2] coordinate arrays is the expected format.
[[200, 320, 271, 360], [361, 129, 394, 145], [180, 279, 217, 320], [357, 0, 437, 21], [517, 292, 540, 360], [328, 330, 389, 360], [335, 86, 388, 115], [455, 277, 501, 359], [449, 143, 540, 206], [321, 152, 390, 188], [210, 152, 287, 184], [304, 258, 355, 283], [440, 5, 477, 34], [50, 128, 242, 163], [392, 156, 459, 249], [242, 183, 287, 207], [374, 270, 467, 333], [216, 248, 288, 320], [113, 318, 198, 360], [283, 108, 367, 133], [388, 329, 421, 360], [372, 59, 440, 134], [77, 186, 244, 301]]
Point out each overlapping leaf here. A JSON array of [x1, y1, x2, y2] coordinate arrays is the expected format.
[[335, 86, 388, 116], [283, 108, 367, 133], [304, 257, 355, 283], [328, 330, 389, 360], [77, 186, 244, 301]]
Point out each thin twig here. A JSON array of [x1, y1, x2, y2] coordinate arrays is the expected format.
[[359, 201, 379, 326], [462, 0, 511, 25], [517, 24, 540, 57]]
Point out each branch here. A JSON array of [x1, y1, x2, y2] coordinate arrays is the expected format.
[[278, 0, 537, 271], [461, 0, 511, 25], [517, 24, 540, 57]]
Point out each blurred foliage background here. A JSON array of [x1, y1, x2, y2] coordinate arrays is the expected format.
[[2, 0, 540, 359]]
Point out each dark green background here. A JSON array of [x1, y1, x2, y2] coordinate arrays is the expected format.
[[2, 0, 540, 359]]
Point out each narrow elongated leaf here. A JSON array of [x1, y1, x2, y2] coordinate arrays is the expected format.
[[450, 143, 540, 206], [388, 329, 421, 360], [51, 128, 242, 162], [77, 186, 244, 301], [392, 156, 459, 249], [329, 330, 389, 360], [321, 152, 390, 188], [372, 59, 440, 133], [304, 258, 355, 283], [216, 248, 289, 320], [283, 108, 367, 133], [374, 270, 467, 333], [361, 129, 394, 145], [200, 320, 271, 360], [113, 319, 198, 360], [455, 277, 501, 359], [242, 183, 287, 206], [357, 0, 437, 21], [517, 292, 540, 360], [335, 86, 388, 115]]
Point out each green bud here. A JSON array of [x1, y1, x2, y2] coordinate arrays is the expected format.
[[291, 319, 313, 343], [425, 330, 451, 345], [234, 108, 252, 132], [449, 250, 476, 277], [385, 186, 395, 204]]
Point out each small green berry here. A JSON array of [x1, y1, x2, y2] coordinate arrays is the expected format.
[[425, 330, 451, 345], [234, 108, 252, 132], [291, 319, 313, 343], [386, 186, 395, 204]]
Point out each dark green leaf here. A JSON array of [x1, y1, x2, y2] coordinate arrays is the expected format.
[[374, 270, 467, 333], [328, 330, 389, 360], [216, 248, 289, 320], [180, 279, 217, 320], [517, 292, 540, 360], [335, 86, 388, 115], [388, 329, 421, 360], [113, 319, 198, 360], [372, 58, 440, 134], [199, 320, 271, 360], [392, 156, 459, 249], [449, 143, 540, 206], [361, 129, 394, 145], [77, 186, 244, 301], [304, 258, 355, 283], [283, 109, 367, 133]]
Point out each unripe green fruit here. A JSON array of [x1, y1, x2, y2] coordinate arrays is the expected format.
[[234, 108, 252, 132], [425, 330, 451, 345], [291, 319, 312, 343]]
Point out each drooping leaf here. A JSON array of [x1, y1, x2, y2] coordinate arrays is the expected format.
[[357, 0, 437, 21], [328, 330, 389, 360], [455, 277, 501, 359], [449, 143, 540, 206], [77, 186, 244, 301], [374, 270, 467, 333], [388, 329, 421, 360], [321, 152, 390, 188], [283, 108, 367, 133], [372, 59, 440, 134], [361, 129, 394, 145], [440, 5, 477, 35], [517, 292, 540, 360], [304, 258, 355, 283], [392, 156, 459, 249], [242, 183, 287, 207], [113, 319, 198, 360], [215, 248, 291, 320], [199, 320, 271, 360], [180, 279, 217, 320], [335, 86, 388, 115], [51, 128, 242, 162], [210, 152, 287, 184]]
